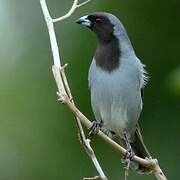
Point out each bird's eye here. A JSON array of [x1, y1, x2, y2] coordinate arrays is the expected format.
[[95, 18, 102, 23]]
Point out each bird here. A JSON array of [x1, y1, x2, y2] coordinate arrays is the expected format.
[[76, 12, 151, 173]]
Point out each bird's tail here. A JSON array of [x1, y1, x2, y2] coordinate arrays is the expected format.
[[130, 126, 151, 173]]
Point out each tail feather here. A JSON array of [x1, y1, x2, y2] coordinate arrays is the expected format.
[[113, 124, 151, 173], [130, 125, 151, 173]]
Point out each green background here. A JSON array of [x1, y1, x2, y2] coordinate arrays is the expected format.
[[0, 0, 179, 179]]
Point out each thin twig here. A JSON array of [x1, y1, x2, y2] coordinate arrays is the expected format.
[[124, 160, 130, 180], [84, 176, 101, 180], [77, 0, 92, 8], [53, 0, 92, 22], [40, 0, 61, 67], [56, 93, 167, 180], [40, 0, 107, 179]]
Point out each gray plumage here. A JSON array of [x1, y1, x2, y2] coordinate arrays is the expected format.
[[76, 12, 150, 173]]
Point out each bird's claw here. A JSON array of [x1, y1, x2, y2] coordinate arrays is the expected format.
[[126, 148, 135, 161], [88, 121, 101, 137], [121, 149, 134, 164]]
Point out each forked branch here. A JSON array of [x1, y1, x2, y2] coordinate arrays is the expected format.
[[40, 0, 107, 179], [40, 0, 167, 180], [53, 0, 92, 22]]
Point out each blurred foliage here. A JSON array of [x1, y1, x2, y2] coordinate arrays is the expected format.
[[166, 67, 180, 96], [0, 0, 179, 180]]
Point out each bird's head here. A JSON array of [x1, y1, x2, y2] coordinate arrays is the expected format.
[[76, 12, 121, 43]]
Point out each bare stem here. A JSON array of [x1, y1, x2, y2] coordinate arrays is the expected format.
[[53, 0, 92, 22], [84, 176, 101, 180], [57, 94, 167, 180], [77, 0, 92, 8], [40, 0, 107, 179]]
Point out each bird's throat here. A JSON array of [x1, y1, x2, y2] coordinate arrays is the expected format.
[[95, 38, 121, 72]]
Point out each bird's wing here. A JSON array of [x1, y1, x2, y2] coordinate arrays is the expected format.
[[141, 87, 144, 98], [134, 124, 151, 157]]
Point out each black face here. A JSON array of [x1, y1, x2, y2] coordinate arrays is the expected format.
[[76, 12, 121, 72], [87, 13, 115, 43]]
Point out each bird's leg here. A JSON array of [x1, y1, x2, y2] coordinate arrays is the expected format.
[[123, 133, 134, 160], [88, 121, 102, 136], [89, 120, 116, 139], [121, 133, 134, 178]]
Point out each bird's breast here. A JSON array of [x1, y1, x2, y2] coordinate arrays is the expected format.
[[88, 58, 142, 137]]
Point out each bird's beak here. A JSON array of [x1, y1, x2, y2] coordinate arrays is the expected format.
[[76, 15, 91, 27]]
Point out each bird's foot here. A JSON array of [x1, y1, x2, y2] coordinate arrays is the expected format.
[[123, 133, 134, 160], [88, 121, 116, 138], [122, 148, 135, 164], [88, 121, 102, 136], [122, 149, 134, 180], [121, 132, 135, 176]]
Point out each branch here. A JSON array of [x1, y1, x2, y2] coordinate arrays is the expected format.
[[52, 0, 92, 23], [40, 0, 107, 179], [40, 0, 167, 180], [56, 93, 167, 180]]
